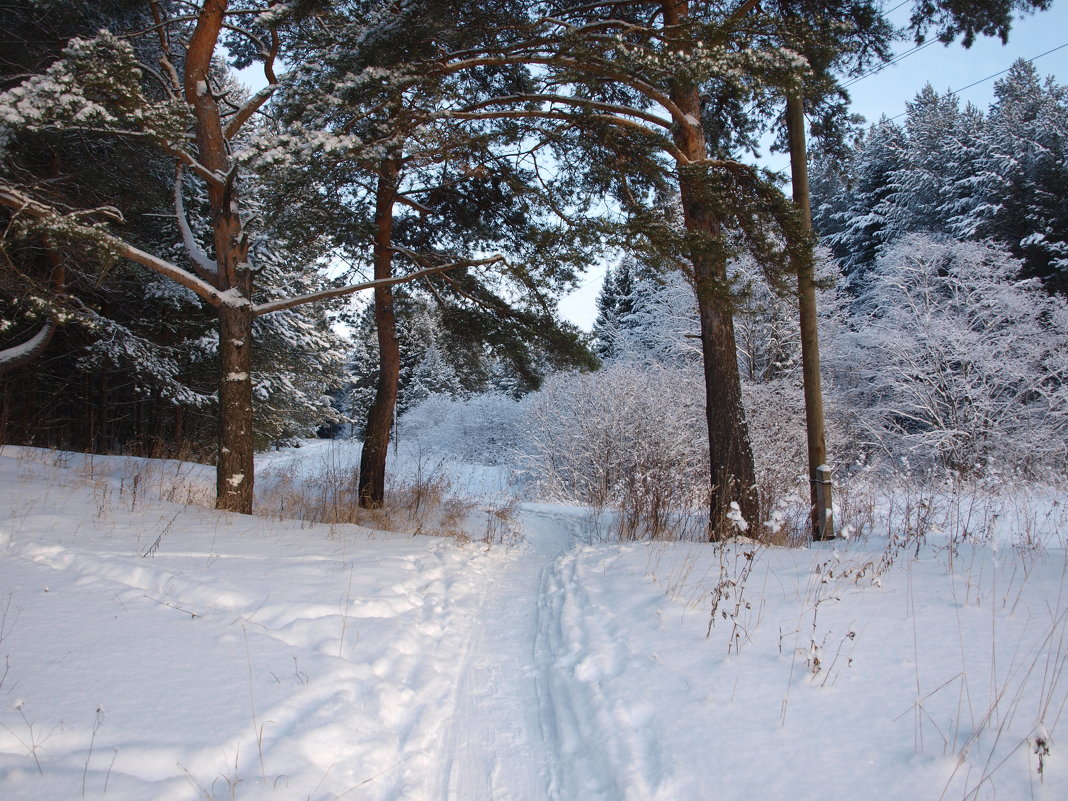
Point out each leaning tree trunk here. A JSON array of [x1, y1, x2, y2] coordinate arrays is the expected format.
[[358, 157, 402, 508]]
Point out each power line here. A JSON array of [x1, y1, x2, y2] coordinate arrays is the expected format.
[[952, 40, 1068, 95], [838, 0, 948, 93], [841, 39, 939, 89]]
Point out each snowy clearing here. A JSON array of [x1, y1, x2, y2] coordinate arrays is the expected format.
[[1, 443, 1066, 801]]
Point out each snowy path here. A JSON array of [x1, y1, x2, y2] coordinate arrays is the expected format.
[[436, 506, 672, 801], [437, 506, 580, 800], [5, 449, 1066, 801]]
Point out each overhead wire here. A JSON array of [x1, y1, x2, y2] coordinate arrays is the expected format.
[[840, 39, 939, 89]]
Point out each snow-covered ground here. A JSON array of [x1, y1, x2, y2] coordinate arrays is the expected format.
[[1, 442, 1066, 800]]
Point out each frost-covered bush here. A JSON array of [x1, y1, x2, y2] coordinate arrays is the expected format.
[[827, 235, 1068, 476], [743, 377, 809, 486], [597, 265, 703, 367], [399, 392, 528, 465], [521, 363, 708, 536]]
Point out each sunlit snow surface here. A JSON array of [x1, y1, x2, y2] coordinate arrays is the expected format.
[[1, 442, 1065, 800]]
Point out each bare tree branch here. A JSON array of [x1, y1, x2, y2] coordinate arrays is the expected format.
[[444, 107, 690, 163], [252, 256, 505, 317], [224, 83, 279, 139]]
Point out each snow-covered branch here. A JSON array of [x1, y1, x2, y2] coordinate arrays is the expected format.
[[457, 93, 675, 131], [173, 166, 217, 279], [225, 83, 279, 139], [0, 317, 55, 376], [0, 183, 232, 308]]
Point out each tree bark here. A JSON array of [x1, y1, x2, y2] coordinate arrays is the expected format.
[[786, 92, 834, 540], [216, 302, 255, 512], [358, 156, 402, 508], [679, 173, 760, 539]]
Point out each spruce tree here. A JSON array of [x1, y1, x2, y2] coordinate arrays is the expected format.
[[977, 61, 1068, 291], [824, 119, 908, 278]]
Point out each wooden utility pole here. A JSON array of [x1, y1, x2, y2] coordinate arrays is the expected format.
[[785, 91, 834, 540]]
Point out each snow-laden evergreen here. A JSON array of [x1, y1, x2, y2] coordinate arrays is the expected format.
[[815, 62, 1068, 292]]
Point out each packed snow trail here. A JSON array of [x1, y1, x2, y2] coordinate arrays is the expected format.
[[437, 505, 579, 800], [436, 506, 673, 801], [5, 448, 1067, 801]]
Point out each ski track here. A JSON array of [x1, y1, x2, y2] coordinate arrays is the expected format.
[[437, 506, 665, 801]]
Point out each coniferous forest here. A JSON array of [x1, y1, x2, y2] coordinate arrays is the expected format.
[[1, 0, 1065, 534]]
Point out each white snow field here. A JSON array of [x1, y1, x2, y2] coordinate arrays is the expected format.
[[1, 441, 1066, 801]]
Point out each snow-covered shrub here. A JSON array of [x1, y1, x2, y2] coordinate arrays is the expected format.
[[521, 363, 708, 538], [827, 235, 1068, 476], [398, 392, 528, 465], [597, 264, 703, 367], [732, 254, 803, 383]]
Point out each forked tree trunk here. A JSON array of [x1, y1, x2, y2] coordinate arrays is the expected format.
[[185, 0, 256, 513], [358, 157, 402, 508]]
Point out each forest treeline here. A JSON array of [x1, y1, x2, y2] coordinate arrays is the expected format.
[[812, 61, 1068, 293], [414, 62, 1068, 529], [1, 1, 1064, 534]]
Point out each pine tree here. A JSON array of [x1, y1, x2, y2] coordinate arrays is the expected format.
[[592, 262, 622, 361], [0, 2, 472, 512], [264, 1, 598, 506], [893, 84, 964, 235], [593, 257, 647, 361], [818, 63, 1068, 295], [411, 0, 1050, 536]]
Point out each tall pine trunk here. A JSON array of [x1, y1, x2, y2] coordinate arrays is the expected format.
[[186, 0, 255, 513], [209, 190, 255, 513], [216, 303, 254, 512], [358, 157, 402, 508], [665, 6, 759, 538], [679, 172, 760, 538]]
